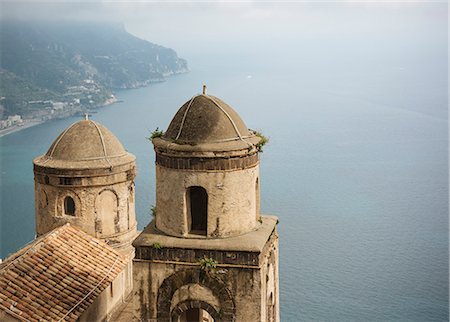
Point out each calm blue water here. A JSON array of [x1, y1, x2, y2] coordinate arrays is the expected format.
[[1, 48, 448, 321]]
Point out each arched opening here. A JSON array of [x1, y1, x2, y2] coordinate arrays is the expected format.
[[187, 186, 207, 235], [96, 190, 119, 236], [255, 177, 260, 220], [157, 269, 236, 321], [172, 300, 218, 322], [178, 307, 214, 322], [127, 184, 135, 230], [64, 196, 75, 216], [267, 293, 274, 322], [40, 190, 48, 209], [266, 258, 276, 322], [129, 184, 135, 203]]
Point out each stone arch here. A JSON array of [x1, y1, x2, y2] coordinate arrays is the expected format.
[[127, 183, 135, 230], [255, 177, 260, 220], [265, 249, 277, 322], [95, 189, 119, 236], [128, 183, 135, 203], [157, 269, 235, 321], [171, 300, 219, 321], [64, 196, 76, 215], [57, 190, 81, 217], [267, 293, 274, 322], [186, 186, 208, 235], [39, 189, 48, 209]]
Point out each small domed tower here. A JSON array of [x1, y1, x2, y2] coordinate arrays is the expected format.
[[33, 119, 137, 258], [133, 88, 279, 322]]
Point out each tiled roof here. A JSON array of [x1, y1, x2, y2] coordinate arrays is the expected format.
[[0, 224, 127, 322]]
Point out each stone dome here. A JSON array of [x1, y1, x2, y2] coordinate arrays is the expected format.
[[154, 93, 260, 154], [34, 119, 135, 169], [164, 94, 251, 144]]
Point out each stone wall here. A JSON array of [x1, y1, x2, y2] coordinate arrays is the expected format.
[[133, 262, 261, 322], [156, 153, 258, 171], [132, 228, 279, 322], [260, 234, 280, 322], [155, 164, 260, 238], [34, 165, 137, 256]]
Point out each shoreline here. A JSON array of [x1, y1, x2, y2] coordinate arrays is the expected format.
[[0, 71, 190, 139], [0, 99, 118, 139], [0, 119, 46, 138]]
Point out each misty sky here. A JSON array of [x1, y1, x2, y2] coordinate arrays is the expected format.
[[1, 1, 447, 63]]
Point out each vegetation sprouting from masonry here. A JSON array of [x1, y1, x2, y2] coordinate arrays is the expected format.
[[254, 130, 269, 152], [150, 205, 157, 218], [199, 257, 218, 272], [148, 127, 164, 140], [152, 242, 163, 250]]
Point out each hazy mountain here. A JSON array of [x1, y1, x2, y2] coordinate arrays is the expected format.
[[0, 21, 188, 117]]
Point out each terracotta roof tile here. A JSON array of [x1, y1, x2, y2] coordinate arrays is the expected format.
[[0, 224, 127, 322]]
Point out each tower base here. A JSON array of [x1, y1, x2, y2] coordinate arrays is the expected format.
[[131, 216, 279, 322]]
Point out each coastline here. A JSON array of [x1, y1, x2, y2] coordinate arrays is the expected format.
[[0, 70, 189, 139], [0, 96, 118, 138], [0, 119, 46, 138]]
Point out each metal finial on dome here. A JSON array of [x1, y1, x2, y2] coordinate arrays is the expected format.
[[202, 84, 207, 95]]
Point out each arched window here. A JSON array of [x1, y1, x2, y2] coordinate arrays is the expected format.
[[187, 186, 207, 235], [266, 261, 275, 322], [179, 307, 214, 322], [64, 196, 75, 216], [267, 293, 274, 322], [40, 190, 48, 209], [129, 184, 135, 203], [96, 190, 119, 236], [256, 177, 260, 217]]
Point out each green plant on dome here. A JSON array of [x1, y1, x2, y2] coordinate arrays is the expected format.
[[254, 130, 269, 152], [148, 127, 164, 140]]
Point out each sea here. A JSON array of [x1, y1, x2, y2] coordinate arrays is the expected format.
[[0, 49, 448, 320]]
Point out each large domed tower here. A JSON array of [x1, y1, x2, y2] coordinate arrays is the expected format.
[[33, 119, 137, 258], [133, 88, 279, 322], [153, 90, 261, 238]]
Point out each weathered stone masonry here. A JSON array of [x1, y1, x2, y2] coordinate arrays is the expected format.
[[132, 91, 280, 321]]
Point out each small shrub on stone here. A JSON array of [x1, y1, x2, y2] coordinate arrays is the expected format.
[[148, 127, 164, 140], [150, 205, 156, 218], [152, 242, 162, 250], [254, 130, 269, 152], [199, 257, 218, 271]]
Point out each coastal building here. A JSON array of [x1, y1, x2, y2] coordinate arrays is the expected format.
[[0, 89, 279, 321], [0, 115, 23, 129]]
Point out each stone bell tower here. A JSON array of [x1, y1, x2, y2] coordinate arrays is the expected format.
[[33, 119, 138, 262], [133, 88, 280, 321]]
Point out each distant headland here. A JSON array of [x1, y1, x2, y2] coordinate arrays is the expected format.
[[0, 20, 188, 137]]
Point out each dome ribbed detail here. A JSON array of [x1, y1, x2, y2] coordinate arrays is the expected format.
[[34, 120, 135, 170], [46, 120, 127, 161], [163, 94, 252, 145]]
